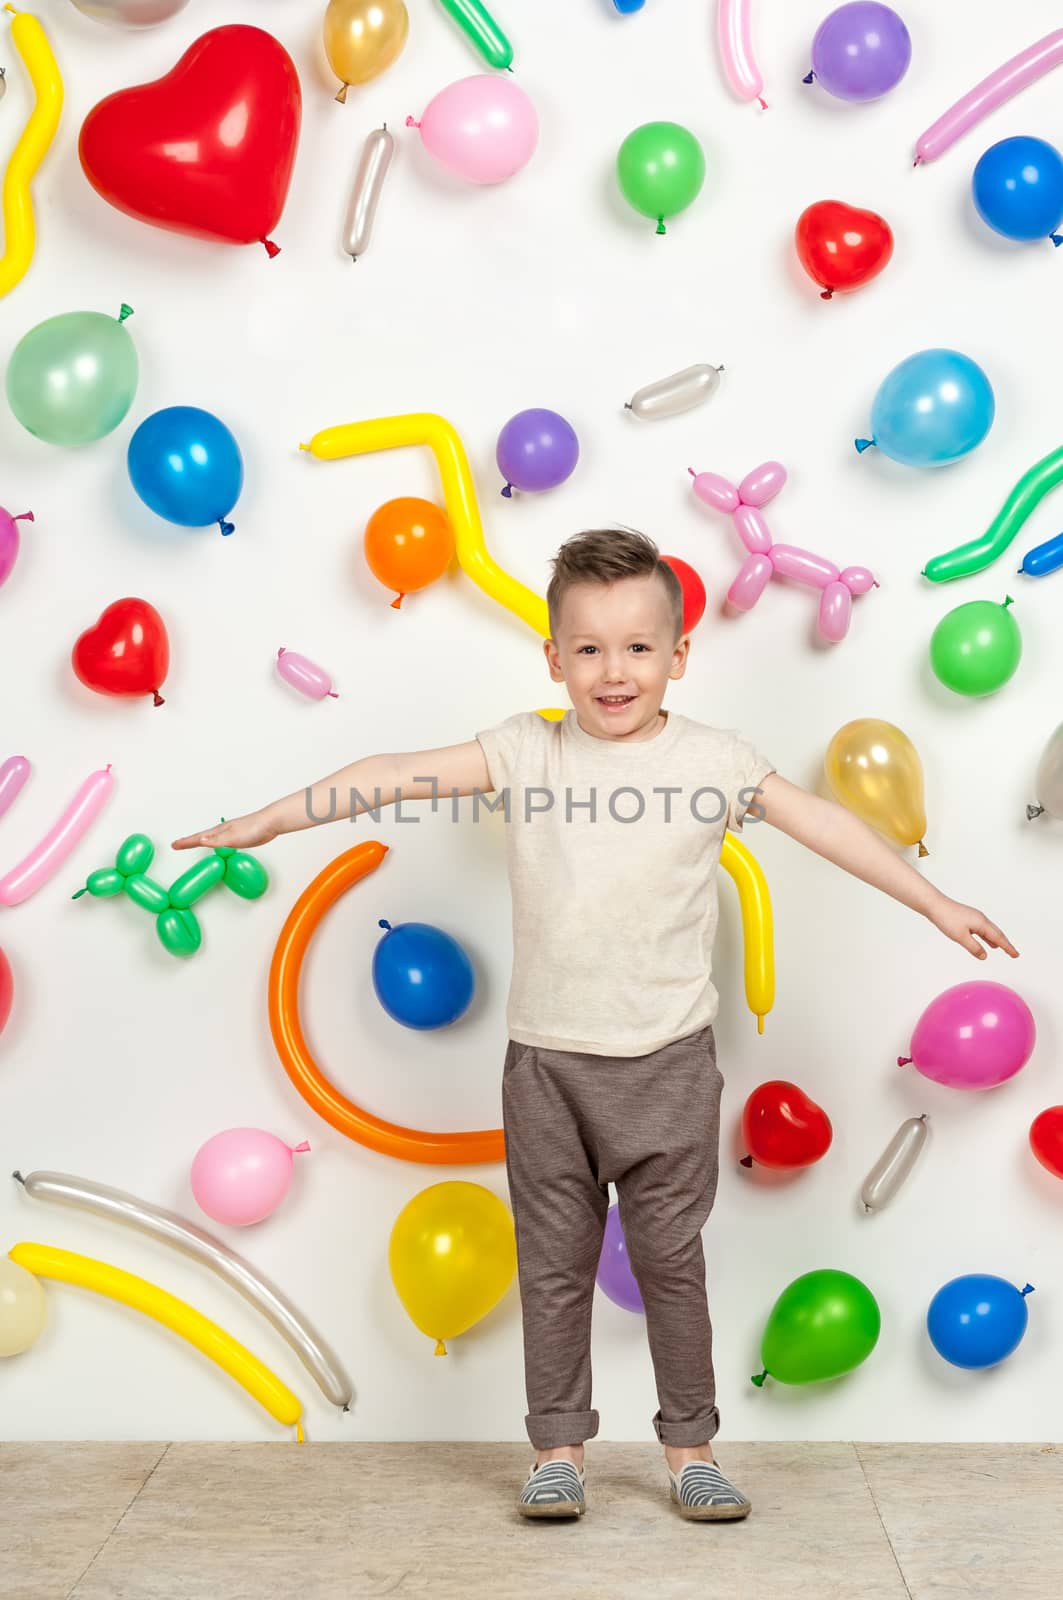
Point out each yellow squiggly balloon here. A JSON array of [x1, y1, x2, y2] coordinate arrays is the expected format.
[[0, 7, 63, 299]]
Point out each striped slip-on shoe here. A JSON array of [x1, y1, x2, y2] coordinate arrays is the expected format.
[[517, 1459, 586, 1519], [668, 1459, 752, 1522]]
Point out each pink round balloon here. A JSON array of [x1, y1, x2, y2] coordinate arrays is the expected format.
[[190, 1128, 310, 1226], [900, 981, 1036, 1090], [0, 508, 33, 589], [408, 75, 538, 185]]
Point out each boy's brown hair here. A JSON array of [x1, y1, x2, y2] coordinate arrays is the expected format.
[[546, 527, 685, 644]]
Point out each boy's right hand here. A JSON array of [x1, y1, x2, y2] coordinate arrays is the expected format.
[[171, 809, 279, 852]]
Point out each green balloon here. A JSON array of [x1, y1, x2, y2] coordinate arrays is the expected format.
[[156, 908, 202, 959], [753, 1269, 880, 1387], [223, 852, 269, 901], [6, 305, 138, 447], [116, 833, 154, 878], [923, 445, 1063, 582], [930, 596, 1022, 697], [124, 874, 171, 915], [616, 121, 706, 234], [169, 855, 226, 910], [77, 868, 123, 900]]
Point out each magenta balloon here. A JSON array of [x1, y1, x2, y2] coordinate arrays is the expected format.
[[0, 508, 33, 589], [596, 1203, 644, 1313], [904, 981, 1036, 1089]]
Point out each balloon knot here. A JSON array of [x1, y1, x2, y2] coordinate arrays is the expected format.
[[12, 1170, 24, 1185], [917, 841, 929, 858], [897, 1056, 912, 1067], [293, 1141, 311, 1154], [118, 303, 134, 322], [378, 919, 392, 930], [1027, 804, 1045, 821], [327, 690, 339, 698], [750, 1370, 767, 1387], [71, 887, 87, 900], [1004, 594, 1014, 608], [687, 467, 697, 477], [854, 438, 875, 454], [820, 288, 834, 300], [1022, 1283, 1035, 1296], [262, 238, 281, 260], [152, 691, 165, 707], [1051, 234, 1063, 247], [336, 83, 349, 105], [913, 155, 922, 168], [802, 70, 815, 84], [16, 510, 33, 523], [278, 647, 286, 659], [390, 593, 404, 609], [739, 1155, 753, 1168], [219, 520, 235, 537], [500, 484, 513, 498], [405, 116, 420, 128], [757, 96, 768, 110], [655, 217, 666, 235], [434, 1340, 448, 1357]]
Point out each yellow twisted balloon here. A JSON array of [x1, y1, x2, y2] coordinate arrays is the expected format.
[[0, 6, 63, 299]]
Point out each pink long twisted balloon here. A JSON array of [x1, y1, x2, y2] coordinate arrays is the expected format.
[[689, 463, 876, 642], [718, 0, 766, 108], [914, 29, 1063, 166]]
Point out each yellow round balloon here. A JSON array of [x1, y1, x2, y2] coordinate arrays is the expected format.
[[825, 719, 928, 856], [324, 0, 410, 102], [388, 1181, 516, 1355]]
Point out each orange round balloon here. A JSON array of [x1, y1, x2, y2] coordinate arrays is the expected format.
[[364, 497, 455, 610]]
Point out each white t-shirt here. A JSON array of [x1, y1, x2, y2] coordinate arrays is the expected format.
[[473, 708, 775, 1057]]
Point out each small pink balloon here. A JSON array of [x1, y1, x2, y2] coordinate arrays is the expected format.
[[841, 565, 878, 596], [738, 461, 786, 507], [190, 1128, 310, 1226], [0, 507, 33, 589], [276, 648, 338, 700], [689, 469, 739, 514], [728, 552, 773, 610], [818, 580, 852, 642], [407, 74, 538, 185], [899, 981, 1036, 1090]]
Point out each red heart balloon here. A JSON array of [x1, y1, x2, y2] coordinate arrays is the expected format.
[[1030, 1106, 1063, 1180], [795, 199, 894, 300], [740, 1080, 833, 1169], [662, 555, 707, 634], [79, 25, 301, 258], [72, 598, 170, 708]]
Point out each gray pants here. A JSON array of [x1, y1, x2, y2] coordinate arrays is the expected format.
[[501, 1024, 723, 1449]]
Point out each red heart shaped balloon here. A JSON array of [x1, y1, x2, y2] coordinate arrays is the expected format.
[[795, 199, 894, 300], [740, 1079, 833, 1169], [73, 598, 170, 707], [79, 25, 301, 258]]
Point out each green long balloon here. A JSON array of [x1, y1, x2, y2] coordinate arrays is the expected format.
[[922, 445, 1063, 583], [435, 0, 513, 70]]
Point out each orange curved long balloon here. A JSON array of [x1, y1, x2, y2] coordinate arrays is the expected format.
[[268, 838, 505, 1165]]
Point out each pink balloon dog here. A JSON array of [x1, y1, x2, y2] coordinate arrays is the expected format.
[[689, 462, 877, 642], [915, 29, 1063, 166], [718, 0, 767, 108], [191, 1128, 311, 1227], [899, 981, 1036, 1090]]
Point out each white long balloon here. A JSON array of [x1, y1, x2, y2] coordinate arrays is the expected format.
[[860, 1116, 929, 1213], [1028, 721, 1063, 821], [13, 1169, 353, 1410], [70, 0, 190, 23], [343, 125, 395, 261]]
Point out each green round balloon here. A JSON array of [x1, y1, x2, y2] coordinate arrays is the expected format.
[[929, 596, 1022, 698], [6, 305, 138, 447], [752, 1269, 880, 1387], [616, 121, 706, 234]]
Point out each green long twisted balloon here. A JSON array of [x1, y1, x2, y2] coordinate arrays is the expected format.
[[922, 444, 1063, 582]]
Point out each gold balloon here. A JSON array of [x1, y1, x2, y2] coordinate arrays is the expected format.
[[388, 1182, 516, 1356], [825, 719, 929, 856], [324, 0, 409, 102]]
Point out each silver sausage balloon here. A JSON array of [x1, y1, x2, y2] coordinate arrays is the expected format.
[[70, 0, 190, 24], [342, 125, 395, 261], [860, 1115, 929, 1213], [625, 363, 724, 420], [13, 1169, 353, 1410], [1027, 720, 1063, 821]]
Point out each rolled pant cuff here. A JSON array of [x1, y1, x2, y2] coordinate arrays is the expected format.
[[652, 1406, 720, 1446], [526, 1409, 599, 1449]]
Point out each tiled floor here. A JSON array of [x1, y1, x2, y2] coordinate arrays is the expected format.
[[1, 1442, 1059, 1599]]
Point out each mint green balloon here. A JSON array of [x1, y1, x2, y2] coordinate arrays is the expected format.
[[752, 1269, 881, 1387], [6, 305, 138, 447], [929, 596, 1022, 697], [616, 122, 706, 234]]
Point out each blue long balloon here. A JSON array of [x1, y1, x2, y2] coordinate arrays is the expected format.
[[1019, 530, 1063, 578]]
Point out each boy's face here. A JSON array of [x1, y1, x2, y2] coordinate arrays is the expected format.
[[543, 575, 690, 741]]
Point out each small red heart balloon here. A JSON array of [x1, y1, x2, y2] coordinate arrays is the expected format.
[[1030, 1106, 1063, 1180], [662, 555, 707, 633], [78, 25, 301, 258], [740, 1079, 833, 1169], [72, 598, 170, 707], [795, 199, 894, 300]]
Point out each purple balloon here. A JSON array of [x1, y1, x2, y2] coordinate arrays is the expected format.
[[596, 1203, 644, 1313], [496, 408, 580, 497], [807, 3, 912, 102]]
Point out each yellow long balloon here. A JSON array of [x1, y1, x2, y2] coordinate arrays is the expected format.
[[0, 6, 63, 299], [9, 1243, 304, 1438]]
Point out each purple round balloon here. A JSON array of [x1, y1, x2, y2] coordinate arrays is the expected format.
[[496, 408, 580, 497], [596, 1203, 644, 1313], [807, 3, 911, 102]]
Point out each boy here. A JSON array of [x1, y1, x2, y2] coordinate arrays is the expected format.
[[175, 529, 1017, 1524]]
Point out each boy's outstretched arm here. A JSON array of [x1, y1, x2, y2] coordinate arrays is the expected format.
[[171, 740, 492, 851], [753, 773, 1019, 962]]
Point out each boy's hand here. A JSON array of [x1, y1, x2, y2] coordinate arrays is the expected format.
[[928, 898, 1018, 961], [171, 810, 279, 852]]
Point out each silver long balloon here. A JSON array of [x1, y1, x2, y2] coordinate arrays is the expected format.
[[342, 125, 395, 261], [70, 0, 190, 23], [625, 363, 724, 420], [860, 1115, 929, 1213], [13, 1169, 353, 1410], [1027, 720, 1063, 821]]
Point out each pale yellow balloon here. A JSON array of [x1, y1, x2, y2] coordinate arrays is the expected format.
[[388, 1182, 516, 1356], [0, 1256, 47, 1356], [324, 0, 409, 102], [825, 719, 929, 856]]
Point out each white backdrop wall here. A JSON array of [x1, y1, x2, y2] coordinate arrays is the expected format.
[[2, 0, 1063, 1444]]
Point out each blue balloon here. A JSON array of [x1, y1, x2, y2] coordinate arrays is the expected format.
[[1019, 530, 1063, 578], [855, 348, 995, 468], [372, 918, 474, 1030], [927, 1275, 1034, 1370], [128, 406, 244, 536], [972, 136, 1063, 244]]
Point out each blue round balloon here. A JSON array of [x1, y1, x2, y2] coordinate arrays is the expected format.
[[128, 406, 244, 535], [927, 1275, 1033, 1370], [972, 136, 1063, 244], [372, 918, 475, 1030], [856, 348, 995, 468]]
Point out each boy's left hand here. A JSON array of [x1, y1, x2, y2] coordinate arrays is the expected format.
[[929, 898, 1019, 961]]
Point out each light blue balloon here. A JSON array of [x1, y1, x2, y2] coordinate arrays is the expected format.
[[127, 406, 244, 535], [855, 349, 995, 468]]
